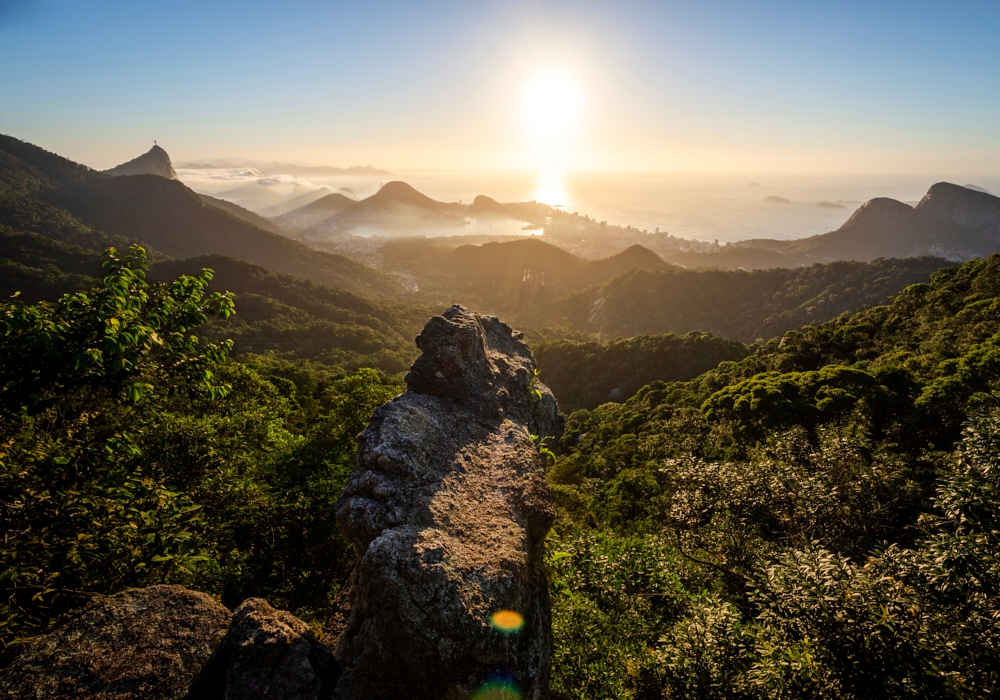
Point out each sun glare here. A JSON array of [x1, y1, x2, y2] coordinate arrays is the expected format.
[[521, 70, 582, 165]]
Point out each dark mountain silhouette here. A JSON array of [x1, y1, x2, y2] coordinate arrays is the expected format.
[[0, 134, 401, 296], [274, 192, 357, 229], [315, 181, 465, 231], [104, 145, 177, 179]]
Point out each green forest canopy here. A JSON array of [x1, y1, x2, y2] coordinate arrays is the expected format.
[[3, 244, 1000, 698]]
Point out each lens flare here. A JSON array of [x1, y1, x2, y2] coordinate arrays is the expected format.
[[490, 609, 524, 633], [473, 679, 522, 700]]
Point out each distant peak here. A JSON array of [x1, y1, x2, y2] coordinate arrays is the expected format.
[[840, 197, 914, 230], [105, 144, 177, 180], [923, 182, 997, 199]]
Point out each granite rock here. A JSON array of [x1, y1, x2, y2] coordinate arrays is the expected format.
[[332, 305, 562, 700]]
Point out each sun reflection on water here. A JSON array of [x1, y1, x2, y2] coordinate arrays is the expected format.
[[531, 168, 572, 210]]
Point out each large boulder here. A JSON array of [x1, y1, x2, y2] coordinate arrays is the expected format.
[[0, 586, 230, 700], [332, 305, 562, 700]]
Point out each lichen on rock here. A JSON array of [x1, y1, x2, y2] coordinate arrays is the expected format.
[[332, 304, 562, 700]]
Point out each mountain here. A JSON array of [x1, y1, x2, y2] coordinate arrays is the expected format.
[[273, 192, 357, 230], [213, 181, 288, 211], [449, 239, 670, 290], [0, 133, 402, 296], [564, 256, 947, 342], [543, 254, 1000, 698], [378, 237, 946, 337], [198, 194, 286, 235], [669, 183, 1000, 269], [381, 238, 670, 299], [104, 145, 177, 179], [314, 181, 465, 231], [0, 224, 429, 372], [261, 187, 332, 217]]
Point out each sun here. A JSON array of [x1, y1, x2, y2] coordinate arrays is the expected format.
[[521, 70, 582, 164]]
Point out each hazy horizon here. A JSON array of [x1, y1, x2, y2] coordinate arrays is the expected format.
[[4, 0, 1000, 176]]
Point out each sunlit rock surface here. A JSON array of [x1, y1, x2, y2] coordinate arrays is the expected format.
[[332, 304, 562, 700]]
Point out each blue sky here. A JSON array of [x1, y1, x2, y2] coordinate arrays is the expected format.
[[2, 0, 999, 173]]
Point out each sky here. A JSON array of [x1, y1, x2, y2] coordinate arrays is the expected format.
[[2, 0, 1000, 175]]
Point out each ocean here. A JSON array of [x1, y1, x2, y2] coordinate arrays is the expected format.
[[178, 168, 999, 244]]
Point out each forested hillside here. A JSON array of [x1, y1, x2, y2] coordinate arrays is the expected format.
[[5, 245, 1000, 697], [545, 254, 1000, 698], [0, 134, 401, 296], [380, 238, 948, 342], [0, 229, 429, 376], [564, 256, 947, 341], [534, 333, 751, 411]]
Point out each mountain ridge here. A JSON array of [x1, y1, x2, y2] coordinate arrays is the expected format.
[[0, 133, 402, 296]]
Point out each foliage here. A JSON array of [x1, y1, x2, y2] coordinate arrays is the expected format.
[[535, 332, 751, 411], [0, 246, 402, 661], [0, 246, 233, 655], [546, 255, 1000, 698]]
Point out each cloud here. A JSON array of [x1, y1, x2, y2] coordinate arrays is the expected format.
[[256, 174, 314, 187], [175, 168, 264, 182]]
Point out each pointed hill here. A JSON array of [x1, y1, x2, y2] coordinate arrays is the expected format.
[[262, 186, 333, 218], [105, 145, 177, 179], [0, 134, 402, 296], [315, 181, 465, 231], [274, 192, 357, 230]]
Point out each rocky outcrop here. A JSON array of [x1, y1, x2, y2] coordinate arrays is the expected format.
[[0, 589, 338, 700], [332, 305, 562, 700], [105, 145, 178, 179], [187, 598, 338, 700], [0, 586, 230, 700]]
